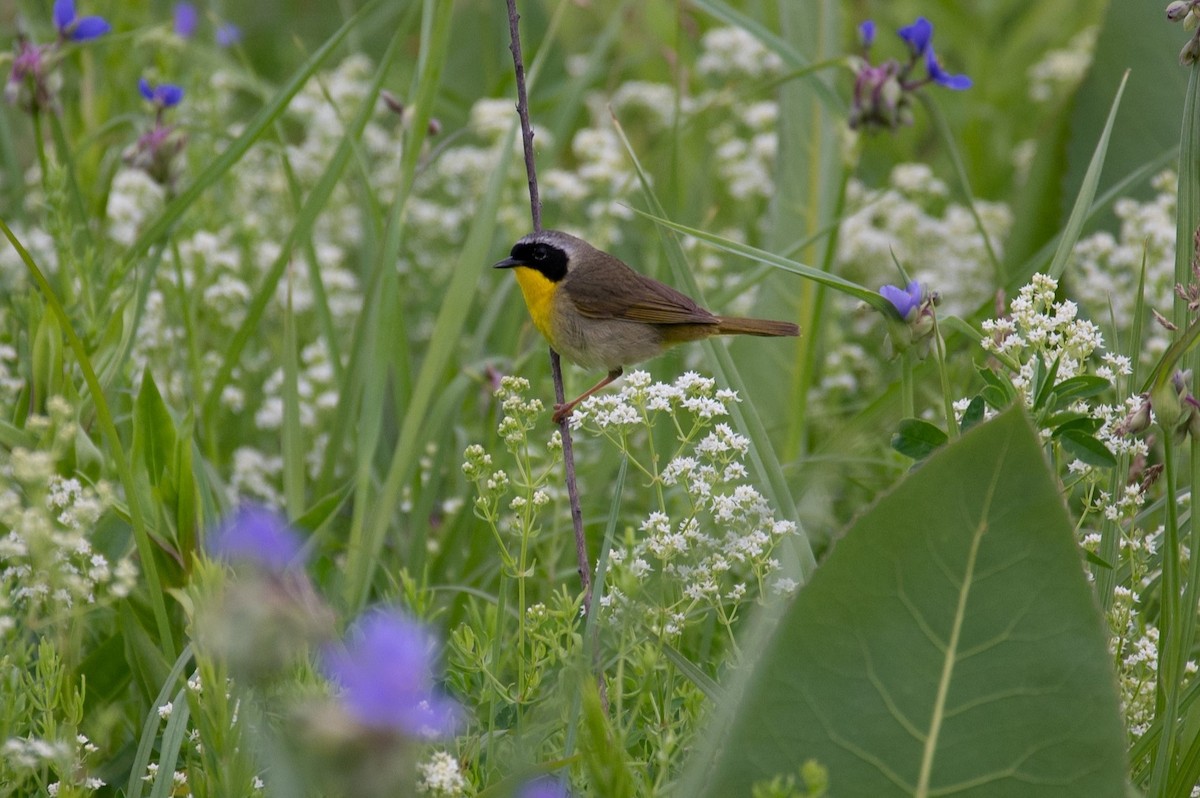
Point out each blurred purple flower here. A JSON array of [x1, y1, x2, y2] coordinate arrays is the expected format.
[[323, 609, 461, 738], [216, 22, 242, 47], [138, 78, 185, 108], [880, 280, 923, 319], [174, 2, 199, 38], [54, 0, 111, 42], [5, 39, 52, 110], [517, 777, 571, 798], [849, 16, 968, 131], [925, 47, 972, 90], [858, 20, 876, 49], [897, 16, 933, 56], [207, 505, 305, 571]]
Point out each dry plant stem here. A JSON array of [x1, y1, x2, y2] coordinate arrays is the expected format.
[[506, 0, 543, 231], [505, 0, 592, 605]]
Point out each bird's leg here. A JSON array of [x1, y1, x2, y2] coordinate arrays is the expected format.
[[553, 367, 623, 423]]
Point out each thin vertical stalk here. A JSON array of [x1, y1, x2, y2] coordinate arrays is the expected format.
[[1151, 434, 1182, 792], [505, 0, 591, 603]]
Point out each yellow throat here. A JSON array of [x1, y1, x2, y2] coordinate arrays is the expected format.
[[512, 265, 557, 342]]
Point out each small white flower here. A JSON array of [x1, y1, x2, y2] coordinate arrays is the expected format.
[[772, 577, 799, 595]]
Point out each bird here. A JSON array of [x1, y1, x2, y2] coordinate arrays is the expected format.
[[494, 229, 800, 423]]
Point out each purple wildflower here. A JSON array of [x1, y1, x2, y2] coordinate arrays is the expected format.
[[53, 0, 111, 42], [925, 47, 972, 90], [215, 22, 242, 47], [849, 16, 969, 131], [517, 777, 571, 798], [207, 505, 306, 571], [174, 2, 199, 38], [880, 280, 923, 320], [138, 78, 185, 109], [897, 17, 933, 56], [5, 39, 53, 111], [858, 20, 876, 48], [323, 609, 461, 738]]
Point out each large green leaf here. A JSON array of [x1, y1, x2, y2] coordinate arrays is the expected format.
[[684, 406, 1126, 797]]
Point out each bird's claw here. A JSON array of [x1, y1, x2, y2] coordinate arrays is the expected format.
[[552, 403, 573, 424]]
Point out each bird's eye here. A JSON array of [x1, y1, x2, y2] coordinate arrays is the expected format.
[[532, 246, 546, 261]]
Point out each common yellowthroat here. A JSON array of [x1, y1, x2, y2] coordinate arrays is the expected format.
[[494, 230, 800, 422]]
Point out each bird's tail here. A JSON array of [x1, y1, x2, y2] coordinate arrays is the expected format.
[[714, 316, 800, 337]]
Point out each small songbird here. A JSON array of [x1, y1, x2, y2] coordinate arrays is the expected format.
[[494, 230, 800, 422]]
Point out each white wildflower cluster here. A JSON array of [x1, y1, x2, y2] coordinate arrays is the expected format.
[[1072, 170, 1177, 364], [406, 96, 535, 265], [696, 27, 784, 81], [462, 376, 562, 540], [693, 30, 783, 205], [105, 168, 167, 246], [141, 763, 189, 791], [108, 57, 388, 503], [1113, 616, 1160, 741], [3, 733, 103, 794], [981, 273, 1104, 399], [416, 750, 469, 797], [573, 370, 739, 434], [1027, 27, 1098, 103], [538, 125, 635, 249], [0, 404, 135, 625], [838, 163, 1012, 318], [540, 26, 787, 250], [580, 373, 793, 640]]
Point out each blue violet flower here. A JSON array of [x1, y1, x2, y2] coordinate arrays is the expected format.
[[54, 0, 111, 42], [207, 505, 306, 571], [174, 2, 199, 38], [881, 280, 923, 320], [850, 16, 970, 131], [138, 78, 185, 109], [323, 609, 462, 738]]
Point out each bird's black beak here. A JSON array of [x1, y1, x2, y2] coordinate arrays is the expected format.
[[492, 256, 521, 269]]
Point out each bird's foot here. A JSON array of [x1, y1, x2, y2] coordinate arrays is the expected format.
[[552, 402, 575, 424]]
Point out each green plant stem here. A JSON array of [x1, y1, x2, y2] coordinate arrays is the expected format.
[[169, 242, 205, 410], [931, 316, 956, 440], [1150, 433, 1183, 792], [29, 109, 61, 291], [900, 349, 915, 420]]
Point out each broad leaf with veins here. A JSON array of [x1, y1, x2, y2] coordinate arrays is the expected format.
[[683, 406, 1126, 797]]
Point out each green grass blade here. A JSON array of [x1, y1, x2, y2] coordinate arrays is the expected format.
[[148, 687, 191, 798], [125, 645, 194, 798], [661, 643, 725, 702], [340, 0, 456, 612], [1155, 60, 1200, 797], [1047, 70, 1129, 281], [282, 273, 305, 518], [343, 121, 515, 612], [630, 207, 886, 311], [920, 93, 1002, 283], [0, 216, 176, 661]]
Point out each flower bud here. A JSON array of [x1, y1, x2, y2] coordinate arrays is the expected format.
[[1168, 0, 1192, 21], [1119, 396, 1153, 436]]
